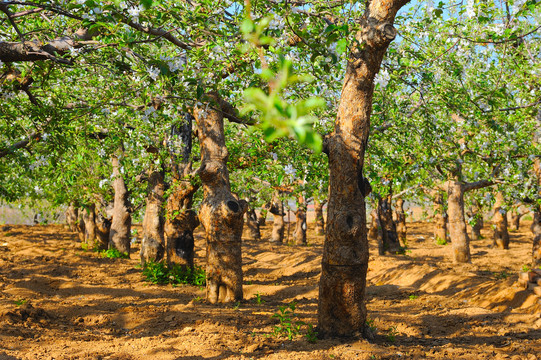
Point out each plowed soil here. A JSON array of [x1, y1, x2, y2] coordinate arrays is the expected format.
[[0, 220, 540, 360]]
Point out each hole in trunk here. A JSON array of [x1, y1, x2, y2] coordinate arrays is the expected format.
[[227, 200, 239, 213], [174, 231, 194, 260], [346, 215, 353, 228]]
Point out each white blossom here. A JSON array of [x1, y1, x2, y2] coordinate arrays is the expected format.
[[284, 164, 296, 177], [147, 66, 160, 80], [375, 68, 390, 88], [128, 5, 143, 21]]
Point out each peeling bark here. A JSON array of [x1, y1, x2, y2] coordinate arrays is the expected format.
[[314, 199, 326, 236], [270, 191, 285, 243], [109, 155, 132, 255], [318, 0, 407, 337], [140, 168, 166, 265], [394, 198, 407, 246], [492, 192, 509, 250], [195, 92, 248, 303]]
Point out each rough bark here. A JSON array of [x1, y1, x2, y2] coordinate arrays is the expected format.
[[532, 209, 541, 268], [318, 0, 406, 337], [94, 207, 111, 251], [492, 192, 509, 250], [433, 191, 448, 244], [75, 209, 85, 243], [109, 155, 132, 255], [377, 195, 401, 254], [447, 181, 471, 263], [394, 198, 407, 246], [245, 207, 261, 241], [270, 191, 285, 243], [257, 207, 268, 227], [314, 199, 326, 236], [140, 168, 166, 265], [164, 115, 200, 269], [293, 199, 307, 245], [507, 207, 522, 231], [82, 204, 97, 249], [195, 92, 248, 304], [65, 203, 78, 232]]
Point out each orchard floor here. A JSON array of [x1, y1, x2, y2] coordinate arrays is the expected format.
[[0, 221, 540, 360]]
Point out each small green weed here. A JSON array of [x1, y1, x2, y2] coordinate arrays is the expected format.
[[81, 243, 89, 251], [253, 292, 265, 305], [271, 302, 317, 342], [435, 237, 448, 245], [366, 317, 377, 332], [142, 261, 206, 287], [99, 248, 129, 259], [386, 326, 399, 342], [521, 265, 531, 272], [14, 299, 27, 306], [494, 271, 510, 280], [408, 294, 418, 300]]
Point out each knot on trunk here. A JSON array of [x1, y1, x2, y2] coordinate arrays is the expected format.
[[359, 17, 397, 48]]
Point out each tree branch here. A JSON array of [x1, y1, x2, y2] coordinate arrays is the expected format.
[[463, 179, 494, 192]]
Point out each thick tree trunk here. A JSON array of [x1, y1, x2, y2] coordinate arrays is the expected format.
[[532, 209, 541, 268], [492, 192, 509, 250], [377, 195, 401, 254], [109, 155, 132, 255], [447, 181, 471, 263], [394, 198, 407, 246], [508, 209, 521, 231], [94, 210, 111, 251], [65, 203, 78, 232], [314, 199, 326, 236], [245, 207, 261, 241], [75, 209, 85, 242], [318, 1, 404, 337], [294, 199, 307, 245], [270, 191, 285, 243], [467, 200, 483, 240], [433, 191, 448, 243], [82, 204, 97, 249], [195, 93, 248, 304], [140, 168, 166, 264], [164, 115, 200, 269]]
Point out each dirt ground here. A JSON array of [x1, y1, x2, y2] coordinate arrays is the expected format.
[[0, 220, 540, 360]]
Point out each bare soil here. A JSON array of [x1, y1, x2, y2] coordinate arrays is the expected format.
[[0, 221, 540, 360]]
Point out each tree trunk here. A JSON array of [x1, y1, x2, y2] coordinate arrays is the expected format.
[[294, 199, 307, 245], [433, 191, 448, 244], [257, 206, 268, 227], [367, 208, 382, 249], [270, 191, 285, 243], [314, 199, 326, 236], [508, 209, 521, 231], [94, 201, 111, 251], [492, 192, 509, 250], [140, 168, 166, 265], [195, 93, 248, 304], [377, 195, 401, 254], [532, 209, 541, 268], [65, 203, 78, 232], [394, 198, 407, 246], [109, 155, 132, 255], [245, 207, 261, 241], [82, 204, 97, 249], [467, 200, 483, 240], [164, 115, 200, 269], [75, 209, 85, 243], [447, 181, 471, 263], [318, 1, 404, 337]]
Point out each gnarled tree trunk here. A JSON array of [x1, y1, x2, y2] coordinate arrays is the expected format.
[[245, 206, 261, 241], [507, 207, 522, 231], [257, 205, 268, 227], [164, 116, 200, 269], [195, 93, 248, 304], [492, 192, 509, 250], [318, 1, 405, 337], [368, 208, 382, 245], [109, 155, 132, 255], [433, 191, 448, 244], [270, 191, 285, 243], [394, 198, 407, 246], [293, 198, 307, 245], [314, 199, 326, 236], [532, 157, 541, 267], [140, 168, 166, 264], [94, 202, 111, 251], [467, 200, 483, 240], [75, 209, 85, 242]]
